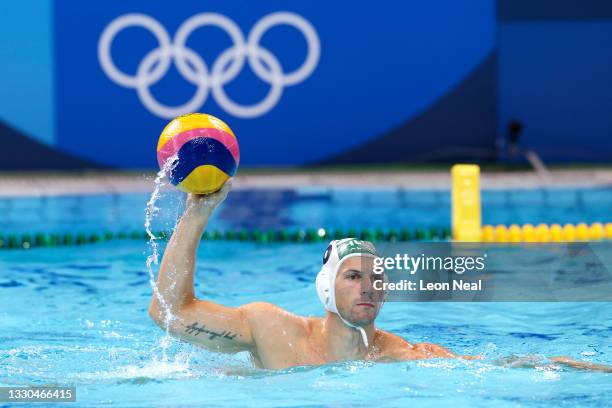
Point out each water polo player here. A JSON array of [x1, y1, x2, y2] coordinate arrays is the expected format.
[[148, 182, 483, 369], [148, 183, 612, 373]]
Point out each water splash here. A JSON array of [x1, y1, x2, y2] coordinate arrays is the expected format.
[[74, 351, 195, 385], [144, 159, 178, 360]]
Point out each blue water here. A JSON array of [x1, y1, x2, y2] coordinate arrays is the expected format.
[[1, 188, 611, 407], [0, 187, 611, 233]]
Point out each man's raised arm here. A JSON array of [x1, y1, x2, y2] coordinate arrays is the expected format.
[[148, 181, 255, 353]]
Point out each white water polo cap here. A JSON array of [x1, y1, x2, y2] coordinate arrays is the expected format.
[[315, 238, 381, 348]]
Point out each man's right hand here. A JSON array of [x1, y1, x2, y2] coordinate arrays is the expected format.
[[183, 178, 233, 221]]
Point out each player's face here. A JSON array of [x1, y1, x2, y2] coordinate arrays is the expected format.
[[334, 256, 384, 326]]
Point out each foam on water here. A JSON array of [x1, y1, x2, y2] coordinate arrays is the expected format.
[[76, 352, 195, 384]]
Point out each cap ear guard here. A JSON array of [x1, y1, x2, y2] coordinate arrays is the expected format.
[[315, 266, 332, 310], [323, 244, 332, 264], [316, 241, 340, 315]]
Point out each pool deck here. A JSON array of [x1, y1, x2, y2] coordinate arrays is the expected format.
[[0, 168, 610, 197]]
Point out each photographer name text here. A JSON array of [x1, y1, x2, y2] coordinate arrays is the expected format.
[[374, 279, 482, 292]]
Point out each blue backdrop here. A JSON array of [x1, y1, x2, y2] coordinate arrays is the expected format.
[[0, 0, 497, 168], [7, 1, 610, 169], [498, 0, 612, 162]]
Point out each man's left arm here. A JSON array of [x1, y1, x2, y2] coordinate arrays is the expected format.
[[393, 337, 611, 371], [409, 347, 612, 372], [383, 334, 480, 361], [548, 356, 612, 373], [412, 342, 481, 360]]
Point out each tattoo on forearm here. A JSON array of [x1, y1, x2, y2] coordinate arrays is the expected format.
[[183, 322, 239, 341]]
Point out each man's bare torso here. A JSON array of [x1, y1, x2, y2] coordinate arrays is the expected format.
[[245, 310, 445, 370]]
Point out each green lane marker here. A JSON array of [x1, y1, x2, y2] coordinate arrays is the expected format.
[[0, 226, 460, 249]]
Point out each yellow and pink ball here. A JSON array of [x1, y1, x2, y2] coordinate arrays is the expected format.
[[156, 113, 239, 194]]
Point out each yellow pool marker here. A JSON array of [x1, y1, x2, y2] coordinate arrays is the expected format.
[[481, 225, 495, 242], [550, 224, 563, 242], [494, 225, 509, 242], [606, 223, 612, 239], [590, 223, 604, 240], [563, 224, 577, 241], [451, 164, 482, 241], [508, 224, 522, 242], [481, 222, 611, 242], [451, 164, 610, 243], [521, 224, 536, 242], [535, 223, 551, 242]]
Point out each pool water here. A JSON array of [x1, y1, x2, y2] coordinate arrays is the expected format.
[[0, 187, 611, 233], [1, 188, 611, 407]]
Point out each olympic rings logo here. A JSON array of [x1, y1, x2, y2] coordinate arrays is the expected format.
[[98, 12, 320, 119]]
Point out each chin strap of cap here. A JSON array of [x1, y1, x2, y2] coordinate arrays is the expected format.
[[338, 313, 369, 348]]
